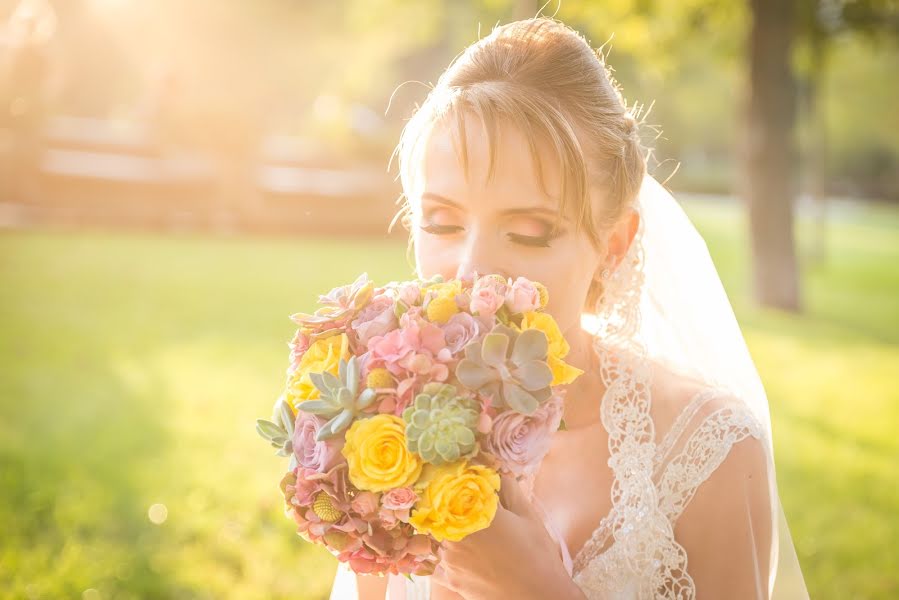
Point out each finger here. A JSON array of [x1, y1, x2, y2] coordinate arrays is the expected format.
[[430, 562, 454, 592], [498, 473, 540, 519]]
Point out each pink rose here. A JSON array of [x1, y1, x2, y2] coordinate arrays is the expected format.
[[440, 311, 485, 354], [505, 276, 541, 314], [381, 487, 418, 510], [484, 395, 564, 476], [351, 294, 397, 347], [470, 284, 503, 318], [399, 282, 421, 307], [351, 491, 381, 517], [380, 487, 419, 527], [293, 411, 346, 473]]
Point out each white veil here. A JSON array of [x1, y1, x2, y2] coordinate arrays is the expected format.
[[581, 173, 810, 599], [327, 173, 809, 599]]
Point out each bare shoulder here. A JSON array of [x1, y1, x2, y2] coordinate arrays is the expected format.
[[672, 431, 774, 597]]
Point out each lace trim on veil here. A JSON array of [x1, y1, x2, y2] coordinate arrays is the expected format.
[[566, 200, 767, 598]]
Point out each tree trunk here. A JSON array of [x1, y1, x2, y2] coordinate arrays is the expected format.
[[805, 33, 829, 265], [744, 0, 802, 311]]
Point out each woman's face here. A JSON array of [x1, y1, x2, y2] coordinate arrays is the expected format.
[[409, 114, 606, 336]]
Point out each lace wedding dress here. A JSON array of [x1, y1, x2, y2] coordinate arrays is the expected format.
[[328, 175, 809, 599]]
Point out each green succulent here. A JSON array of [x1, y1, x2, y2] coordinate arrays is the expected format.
[[455, 323, 553, 415], [289, 273, 375, 341], [402, 382, 480, 465], [295, 355, 378, 441], [256, 392, 297, 460]]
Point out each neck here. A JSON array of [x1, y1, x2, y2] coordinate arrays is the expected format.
[[558, 322, 607, 429]]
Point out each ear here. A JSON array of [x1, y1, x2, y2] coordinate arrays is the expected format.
[[592, 207, 640, 283]]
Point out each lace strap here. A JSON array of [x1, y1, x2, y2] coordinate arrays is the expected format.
[[652, 387, 720, 474], [657, 402, 765, 524]]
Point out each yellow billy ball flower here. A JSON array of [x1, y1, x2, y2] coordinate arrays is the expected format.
[[534, 281, 549, 308], [426, 295, 459, 324], [312, 491, 342, 523], [366, 367, 395, 389], [409, 460, 501, 543], [341, 414, 423, 492]]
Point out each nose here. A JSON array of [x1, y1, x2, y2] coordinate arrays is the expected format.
[[454, 228, 509, 282]]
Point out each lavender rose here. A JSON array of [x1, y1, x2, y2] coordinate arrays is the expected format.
[[293, 411, 346, 472], [484, 395, 564, 476], [351, 294, 397, 347], [440, 311, 486, 354]]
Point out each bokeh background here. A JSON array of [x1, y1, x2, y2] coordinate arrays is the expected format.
[[1, 1, 897, 599]]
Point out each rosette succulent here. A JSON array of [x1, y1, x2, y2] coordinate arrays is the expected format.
[[455, 323, 553, 414], [402, 382, 480, 465], [296, 355, 378, 441], [256, 392, 297, 460], [289, 273, 375, 341]]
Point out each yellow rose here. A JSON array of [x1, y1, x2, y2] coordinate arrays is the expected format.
[[341, 414, 423, 492], [286, 333, 350, 410], [519, 311, 584, 386], [409, 460, 501, 542]]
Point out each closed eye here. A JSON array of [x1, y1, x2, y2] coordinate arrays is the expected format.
[[419, 223, 561, 248]]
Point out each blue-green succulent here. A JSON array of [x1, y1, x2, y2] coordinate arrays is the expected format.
[[295, 355, 377, 441], [455, 323, 553, 414]]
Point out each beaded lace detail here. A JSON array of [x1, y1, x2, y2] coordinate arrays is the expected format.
[[568, 344, 766, 599], [564, 201, 767, 598]]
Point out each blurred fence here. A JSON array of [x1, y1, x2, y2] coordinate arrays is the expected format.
[[0, 115, 404, 237]]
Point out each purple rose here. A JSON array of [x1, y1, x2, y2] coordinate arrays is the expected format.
[[440, 311, 486, 354], [484, 395, 564, 476], [293, 411, 346, 473], [351, 294, 397, 347]]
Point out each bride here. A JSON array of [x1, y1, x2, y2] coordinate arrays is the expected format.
[[329, 16, 808, 600]]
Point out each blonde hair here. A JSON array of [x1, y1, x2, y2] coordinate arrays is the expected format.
[[389, 17, 647, 311]]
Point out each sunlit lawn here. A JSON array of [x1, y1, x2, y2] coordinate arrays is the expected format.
[[1, 198, 897, 600]]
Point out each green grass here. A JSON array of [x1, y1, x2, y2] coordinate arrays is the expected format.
[[1, 200, 897, 599]]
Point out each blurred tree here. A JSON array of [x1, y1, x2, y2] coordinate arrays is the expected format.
[[795, 0, 899, 262], [744, 0, 801, 311]]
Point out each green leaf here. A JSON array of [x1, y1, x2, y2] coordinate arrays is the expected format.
[[512, 360, 553, 391], [278, 400, 296, 435], [503, 383, 539, 415], [481, 333, 509, 367], [296, 399, 336, 415], [256, 418, 285, 440], [346, 356, 359, 396], [357, 388, 377, 409], [455, 359, 494, 390], [309, 371, 328, 394], [511, 328, 548, 364], [321, 371, 342, 391]]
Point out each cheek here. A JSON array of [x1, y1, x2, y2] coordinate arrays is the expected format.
[[532, 246, 596, 327], [413, 231, 456, 280]]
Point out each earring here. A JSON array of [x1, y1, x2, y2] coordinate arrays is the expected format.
[[600, 268, 611, 280]]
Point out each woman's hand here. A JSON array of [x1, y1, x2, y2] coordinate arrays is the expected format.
[[430, 473, 584, 600]]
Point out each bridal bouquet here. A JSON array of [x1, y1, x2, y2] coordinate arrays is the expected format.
[[256, 272, 584, 577]]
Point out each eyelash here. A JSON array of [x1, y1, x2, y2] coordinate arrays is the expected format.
[[419, 223, 560, 248]]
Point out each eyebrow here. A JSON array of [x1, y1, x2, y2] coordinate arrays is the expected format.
[[420, 192, 565, 221]]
